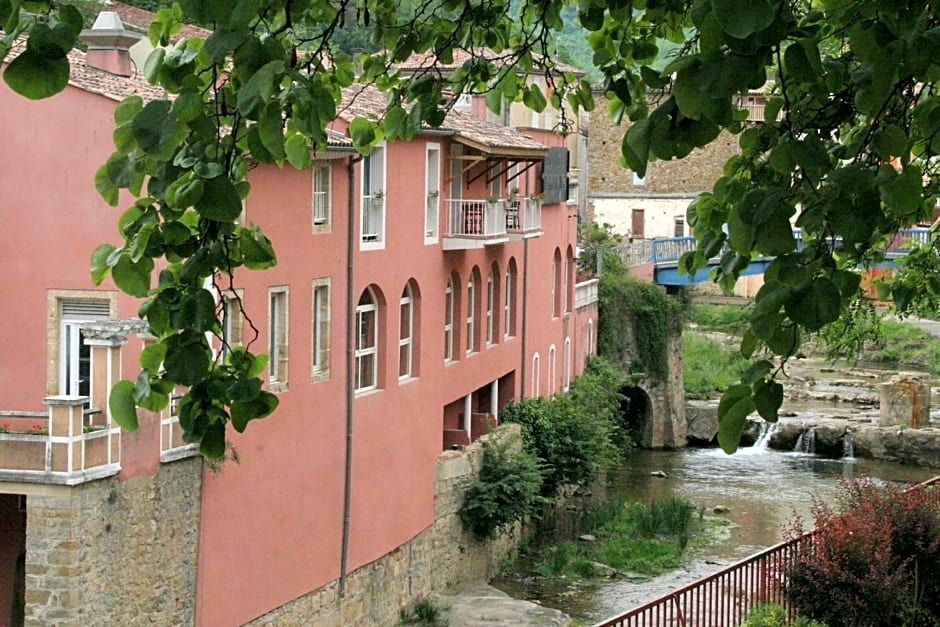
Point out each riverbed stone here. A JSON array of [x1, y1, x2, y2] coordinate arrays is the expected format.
[[437, 583, 570, 626], [880, 372, 931, 428], [686, 400, 718, 444]]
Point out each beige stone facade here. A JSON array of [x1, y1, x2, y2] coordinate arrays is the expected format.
[[23, 458, 202, 626]]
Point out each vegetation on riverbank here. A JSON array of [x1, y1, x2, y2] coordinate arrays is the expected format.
[[458, 356, 630, 540], [683, 332, 750, 397], [527, 497, 704, 580]]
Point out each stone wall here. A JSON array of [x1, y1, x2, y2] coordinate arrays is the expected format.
[[23, 457, 202, 626], [247, 425, 525, 627]]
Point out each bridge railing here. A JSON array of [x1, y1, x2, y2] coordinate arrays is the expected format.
[[594, 475, 940, 627]]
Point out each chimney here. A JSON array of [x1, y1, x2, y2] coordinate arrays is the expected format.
[[79, 12, 142, 78]]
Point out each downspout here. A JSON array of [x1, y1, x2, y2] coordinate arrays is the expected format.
[[520, 237, 530, 397], [340, 153, 363, 597]]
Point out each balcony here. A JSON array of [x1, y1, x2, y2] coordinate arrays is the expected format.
[[574, 278, 599, 309], [506, 197, 542, 239], [443, 199, 509, 250], [0, 398, 120, 485]]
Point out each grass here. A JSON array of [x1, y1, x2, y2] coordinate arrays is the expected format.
[[866, 320, 940, 375], [687, 304, 751, 331], [682, 331, 750, 396], [399, 595, 448, 626], [531, 497, 703, 580]]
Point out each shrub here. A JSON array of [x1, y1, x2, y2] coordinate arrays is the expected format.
[[682, 332, 750, 396], [785, 480, 940, 627], [458, 437, 544, 540], [687, 304, 751, 330], [742, 604, 825, 627], [399, 595, 448, 626]]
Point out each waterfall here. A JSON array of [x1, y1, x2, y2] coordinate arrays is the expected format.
[[753, 422, 778, 451], [842, 432, 855, 459], [793, 427, 817, 454]]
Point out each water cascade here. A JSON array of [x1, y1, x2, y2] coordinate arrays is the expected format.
[[753, 422, 778, 451], [842, 432, 855, 459], [793, 426, 817, 454]]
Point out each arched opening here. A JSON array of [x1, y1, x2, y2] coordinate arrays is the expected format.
[[619, 384, 652, 448]]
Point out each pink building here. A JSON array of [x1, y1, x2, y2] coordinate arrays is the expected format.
[[0, 15, 599, 625]]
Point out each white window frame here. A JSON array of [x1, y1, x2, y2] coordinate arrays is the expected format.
[[221, 289, 244, 360], [355, 288, 379, 392], [399, 285, 413, 379], [548, 345, 556, 395], [58, 300, 110, 397], [444, 278, 454, 363], [486, 269, 496, 346], [312, 162, 332, 231], [312, 279, 331, 380], [466, 273, 476, 354], [531, 353, 540, 397], [504, 267, 513, 338], [361, 144, 387, 249], [268, 287, 289, 389], [425, 143, 441, 243], [552, 252, 561, 318], [563, 337, 571, 392], [563, 254, 571, 314]]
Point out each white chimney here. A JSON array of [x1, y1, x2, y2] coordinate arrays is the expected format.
[[79, 12, 142, 78]]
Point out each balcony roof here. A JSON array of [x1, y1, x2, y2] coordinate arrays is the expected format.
[[340, 83, 547, 158]]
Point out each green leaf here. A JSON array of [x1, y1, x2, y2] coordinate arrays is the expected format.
[[112, 254, 153, 297], [258, 103, 286, 159], [239, 224, 277, 269], [109, 380, 140, 431], [753, 379, 783, 422], [199, 418, 226, 459], [164, 332, 211, 386], [711, 0, 775, 39], [740, 360, 773, 385], [522, 84, 546, 113], [3, 48, 69, 99], [621, 117, 651, 177], [285, 133, 311, 169], [880, 165, 924, 215], [740, 330, 759, 358], [872, 125, 908, 160], [139, 342, 167, 371], [90, 243, 115, 284], [194, 176, 243, 222], [717, 385, 755, 454], [785, 279, 841, 331], [179, 289, 217, 333], [230, 390, 278, 432]]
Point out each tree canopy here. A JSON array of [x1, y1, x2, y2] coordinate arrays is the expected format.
[[2, 0, 940, 455]]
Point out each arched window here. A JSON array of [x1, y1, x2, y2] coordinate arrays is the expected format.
[[504, 260, 516, 338], [552, 248, 562, 317], [565, 246, 575, 313], [532, 353, 541, 397], [466, 271, 477, 354], [355, 288, 378, 391], [399, 284, 414, 379], [444, 277, 455, 362], [548, 344, 556, 395], [563, 337, 571, 392], [486, 266, 498, 345]]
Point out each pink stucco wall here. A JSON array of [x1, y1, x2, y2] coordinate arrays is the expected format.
[[2, 68, 596, 625]]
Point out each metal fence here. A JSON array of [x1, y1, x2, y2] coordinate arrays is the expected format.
[[594, 475, 940, 627]]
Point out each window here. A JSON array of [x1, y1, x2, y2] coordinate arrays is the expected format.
[[312, 279, 330, 380], [563, 251, 571, 314], [674, 216, 685, 237], [563, 337, 571, 392], [425, 144, 441, 241], [312, 163, 332, 230], [268, 288, 289, 387], [531, 353, 540, 397], [587, 318, 595, 358], [632, 171, 646, 186], [466, 273, 476, 354], [486, 268, 497, 345], [552, 249, 562, 318], [453, 93, 472, 112], [504, 262, 515, 338], [444, 278, 455, 362], [58, 299, 111, 396], [361, 145, 386, 245], [548, 345, 556, 395], [221, 290, 244, 359], [399, 285, 413, 379], [355, 288, 378, 391]]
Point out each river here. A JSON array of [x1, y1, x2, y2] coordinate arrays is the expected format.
[[491, 443, 939, 624]]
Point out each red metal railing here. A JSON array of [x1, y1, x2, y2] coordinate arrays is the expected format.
[[595, 476, 940, 627]]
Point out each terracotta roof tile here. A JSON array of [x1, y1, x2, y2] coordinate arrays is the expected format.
[[396, 47, 583, 76], [105, 1, 212, 41], [340, 83, 546, 153]]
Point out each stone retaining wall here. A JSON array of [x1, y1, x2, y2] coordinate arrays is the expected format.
[[247, 424, 525, 626], [23, 457, 202, 625]]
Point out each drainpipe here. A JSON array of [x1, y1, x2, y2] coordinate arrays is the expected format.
[[520, 237, 530, 397], [340, 154, 362, 597]]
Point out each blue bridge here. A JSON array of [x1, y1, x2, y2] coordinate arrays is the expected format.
[[622, 228, 930, 286]]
